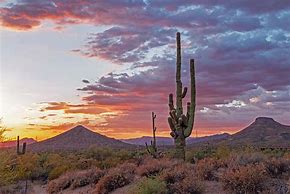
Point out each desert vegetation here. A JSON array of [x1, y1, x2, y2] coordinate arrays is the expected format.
[[0, 146, 289, 193]]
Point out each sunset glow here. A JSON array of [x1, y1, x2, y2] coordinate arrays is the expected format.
[[1, 0, 290, 141]]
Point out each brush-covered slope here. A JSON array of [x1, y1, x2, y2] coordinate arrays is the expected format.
[[226, 117, 290, 147], [0, 138, 36, 148], [28, 125, 133, 152], [121, 133, 230, 146]]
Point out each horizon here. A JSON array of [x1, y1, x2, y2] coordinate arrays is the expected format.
[[1, 1, 290, 141]]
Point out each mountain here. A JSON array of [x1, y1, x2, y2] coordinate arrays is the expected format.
[[0, 138, 36, 148], [28, 125, 134, 152], [121, 136, 174, 145], [225, 117, 290, 147], [121, 133, 230, 146]]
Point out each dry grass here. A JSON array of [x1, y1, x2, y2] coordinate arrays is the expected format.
[[94, 162, 137, 194], [47, 168, 104, 194]]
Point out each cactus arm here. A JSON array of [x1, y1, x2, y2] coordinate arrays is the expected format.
[[186, 102, 190, 122], [169, 110, 178, 122], [181, 87, 187, 98], [168, 117, 177, 138], [184, 59, 196, 138], [168, 117, 176, 131], [168, 93, 175, 111], [22, 143, 26, 154], [176, 32, 183, 117], [181, 114, 188, 127], [152, 112, 156, 148], [145, 142, 151, 154]]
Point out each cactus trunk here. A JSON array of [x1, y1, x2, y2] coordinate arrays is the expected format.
[[145, 112, 158, 158], [168, 32, 196, 160], [17, 136, 26, 155], [17, 136, 20, 154]]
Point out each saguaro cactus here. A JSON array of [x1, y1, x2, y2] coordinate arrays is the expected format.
[[17, 136, 26, 155], [168, 32, 196, 160], [145, 112, 158, 158]]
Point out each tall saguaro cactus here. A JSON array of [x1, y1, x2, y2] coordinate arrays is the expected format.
[[17, 136, 26, 155], [168, 32, 196, 160], [145, 112, 158, 158]]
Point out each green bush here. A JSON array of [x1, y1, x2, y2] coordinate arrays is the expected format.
[[130, 178, 167, 194]]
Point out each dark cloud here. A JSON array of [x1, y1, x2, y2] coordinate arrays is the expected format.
[[82, 79, 90, 84]]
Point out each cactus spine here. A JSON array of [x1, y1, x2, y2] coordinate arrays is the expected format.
[[17, 136, 26, 155], [145, 112, 158, 158], [168, 32, 196, 160]]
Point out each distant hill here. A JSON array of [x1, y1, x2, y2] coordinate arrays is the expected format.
[[225, 117, 290, 147], [121, 133, 230, 146], [0, 138, 36, 148], [28, 125, 134, 152]]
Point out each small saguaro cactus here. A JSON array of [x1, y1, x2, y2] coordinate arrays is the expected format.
[[17, 136, 26, 155], [145, 112, 158, 158], [168, 32, 196, 160]]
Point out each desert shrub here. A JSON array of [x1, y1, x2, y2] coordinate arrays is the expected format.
[[262, 148, 288, 158], [159, 162, 203, 194], [265, 178, 289, 194], [75, 158, 96, 170], [215, 145, 231, 159], [264, 157, 290, 178], [227, 152, 266, 168], [129, 177, 167, 194], [0, 151, 19, 186], [94, 162, 136, 194], [47, 168, 104, 193], [137, 158, 173, 177], [169, 176, 204, 194], [160, 163, 193, 184], [221, 164, 268, 194], [48, 165, 69, 180], [71, 168, 105, 188], [47, 174, 72, 194], [186, 148, 214, 163], [84, 147, 114, 160], [194, 158, 222, 181]]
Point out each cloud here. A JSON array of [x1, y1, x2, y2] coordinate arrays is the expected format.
[[3, 0, 289, 136], [82, 79, 90, 84]]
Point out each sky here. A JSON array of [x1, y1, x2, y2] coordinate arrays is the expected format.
[[0, 0, 290, 141]]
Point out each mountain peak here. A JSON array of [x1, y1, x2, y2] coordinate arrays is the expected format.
[[70, 125, 91, 132], [28, 125, 133, 152], [254, 117, 277, 125]]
